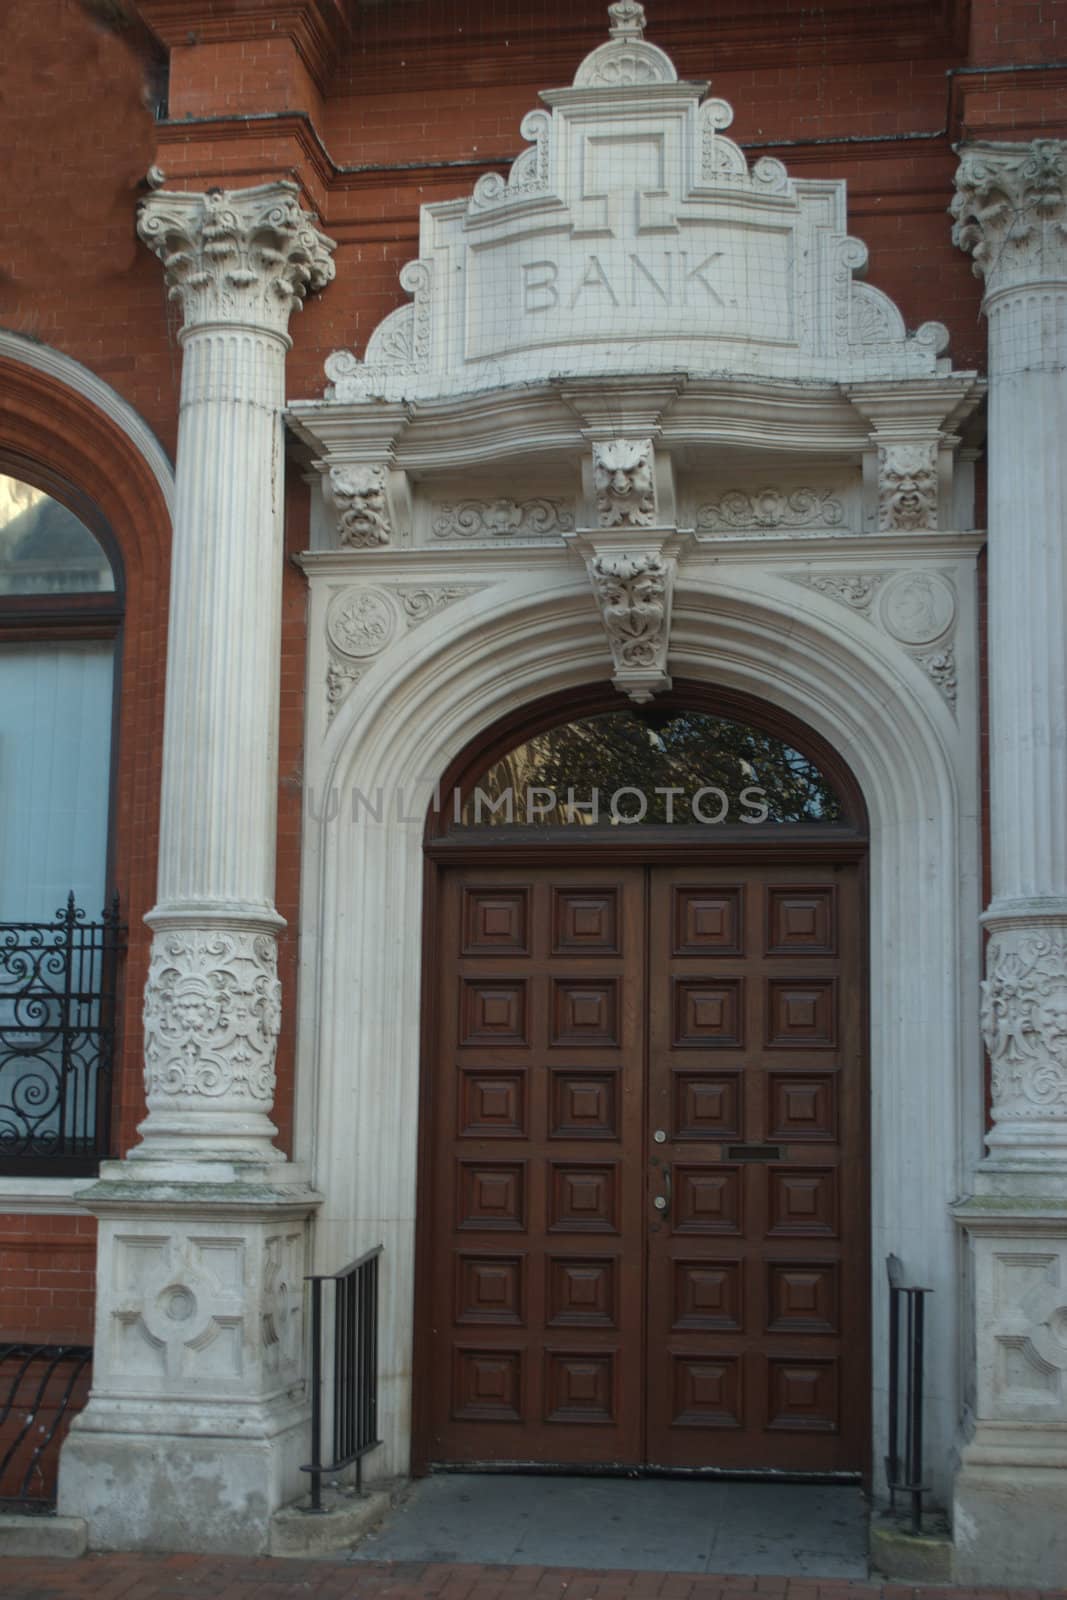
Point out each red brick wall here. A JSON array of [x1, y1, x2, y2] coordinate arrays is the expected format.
[[0, 1214, 97, 1343]]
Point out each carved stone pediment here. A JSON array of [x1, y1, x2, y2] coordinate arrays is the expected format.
[[318, 6, 951, 406]]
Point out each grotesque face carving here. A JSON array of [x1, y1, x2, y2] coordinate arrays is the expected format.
[[593, 439, 656, 526], [878, 446, 937, 531], [330, 464, 391, 547], [1039, 983, 1067, 1061]]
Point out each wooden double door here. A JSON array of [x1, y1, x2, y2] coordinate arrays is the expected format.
[[419, 860, 868, 1474]]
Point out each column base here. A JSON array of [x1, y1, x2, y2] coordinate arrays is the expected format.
[[954, 1438, 1067, 1586], [58, 1162, 320, 1554]]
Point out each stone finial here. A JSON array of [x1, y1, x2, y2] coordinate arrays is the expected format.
[[608, 1, 646, 38], [137, 181, 336, 337], [952, 140, 1067, 297]]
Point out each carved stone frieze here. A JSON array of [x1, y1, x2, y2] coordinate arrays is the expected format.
[[982, 927, 1067, 1131], [953, 139, 1067, 294], [142, 926, 281, 1106], [697, 487, 846, 534], [432, 497, 574, 540], [328, 464, 393, 548], [137, 182, 335, 336], [593, 440, 657, 528], [878, 443, 939, 531]]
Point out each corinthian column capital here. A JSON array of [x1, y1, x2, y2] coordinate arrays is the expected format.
[[952, 139, 1067, 298], [137, 180, 336, 338]]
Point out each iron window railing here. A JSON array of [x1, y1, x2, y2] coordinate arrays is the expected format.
[[0, 894, 122, 1176], [0, 1343, 92, 1509]]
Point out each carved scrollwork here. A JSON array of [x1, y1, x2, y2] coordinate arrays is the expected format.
[[142, 927, 281, 1105], [593, 439, 657, 528], [982, 928, 1067, 1123], [432, 497, 574, 539], [591, 552, 668, 672], [697, 487, 846, 533]]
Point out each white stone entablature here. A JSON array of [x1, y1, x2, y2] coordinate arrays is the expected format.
[[317, 6, 952, 404]]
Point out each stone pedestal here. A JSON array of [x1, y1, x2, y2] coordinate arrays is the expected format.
[[951, 140, 1067, 1582], [58, 184, 335, 1553]]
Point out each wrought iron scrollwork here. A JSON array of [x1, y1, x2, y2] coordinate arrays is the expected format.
[[0, 893, 123, 1174]]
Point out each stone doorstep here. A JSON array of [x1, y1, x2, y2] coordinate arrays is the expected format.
[[0, 1511, 88, 1559], [868, 1512, 954, 1585], [269, 1482, 397, 1558]]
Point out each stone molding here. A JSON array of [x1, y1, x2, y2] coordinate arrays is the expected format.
[[137, 181, 335, 338], [952, 140, 1067, 299]]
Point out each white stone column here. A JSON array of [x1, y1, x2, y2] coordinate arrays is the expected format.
[[58, 184, 336, 1555], [950, 141, 1067, 1586]]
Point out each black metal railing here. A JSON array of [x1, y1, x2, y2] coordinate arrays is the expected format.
[[885, 1253, 931, 1534], [0, 894, 123, 1175], [0, 1344, 92, 1509], [302, 1246, 382, 1512]]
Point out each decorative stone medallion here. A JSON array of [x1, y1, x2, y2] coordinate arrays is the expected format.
[[878, 571, 956, 646], [326, 586, 399, 659]]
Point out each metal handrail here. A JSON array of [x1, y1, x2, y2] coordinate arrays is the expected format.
[[0, 1343, 92, 1508], [301, 1246, 382, 1512], [885, 1253, 930, 1534]]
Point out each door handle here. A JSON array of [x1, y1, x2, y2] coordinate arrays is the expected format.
[[653, 1165, 672, 1217]]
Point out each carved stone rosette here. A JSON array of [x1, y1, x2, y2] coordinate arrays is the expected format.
[[137, 182, 335, 338], [982, 921, 1067, 1161], [139, 919, 283, 1159], [952, 140, 1067, 298]]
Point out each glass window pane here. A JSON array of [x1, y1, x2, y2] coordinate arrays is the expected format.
[[0, 642, 115, 920], [0, 473, 115, 594], [461, 708, 844, 825]]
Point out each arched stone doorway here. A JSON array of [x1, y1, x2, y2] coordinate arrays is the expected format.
[[414, 684, 871, 1475]]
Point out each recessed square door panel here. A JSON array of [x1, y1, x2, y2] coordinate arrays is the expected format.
[[453, 1348, 523, 1421], [767, 1072, 837, 1142], [549, 1162, 620, 1233], [547, 1257, 617, 1327], [673, 1071, 742, 1138], [767, 1262, 839, 1333], [765, 980, 837, 1048], [427, 862, 866, 1476], [767, 1359, 840, 1432], [545, 1351, 617, 1424], [460, 980, 528, 1044], [768, 1168, 838, 1236], [459, 1069, 527, 1137], [455, 1255, 524, 1325], [673, 1260, 743, 1330], [549, 1070, 619, 1139], [457, 1161, 526, 1230], [672, 1356, 742, 1428], [673, 979, 743, 1048], [674, 1166, 742, 1234], [672, 887, 743, 955], [463, 888, 529, 954], [552, 889, 620, 953], [766, 887, 837, 955]]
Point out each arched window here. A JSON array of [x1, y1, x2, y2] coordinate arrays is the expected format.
[[456, 704, 847, 828], [0, 471, 123, 1173]]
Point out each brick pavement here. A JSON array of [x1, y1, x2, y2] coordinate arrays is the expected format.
[[2, 1556, 1064, 1600]]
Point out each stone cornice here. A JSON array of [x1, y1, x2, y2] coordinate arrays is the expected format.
[[138, 181, 336, 339], [952, 139, 1067, 299]]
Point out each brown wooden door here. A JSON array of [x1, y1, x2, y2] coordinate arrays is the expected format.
[[420, 860, 867, 1473], [644, 864, 867, 1471]]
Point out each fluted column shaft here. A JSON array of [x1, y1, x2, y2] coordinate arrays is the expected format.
[[954, 141, 1067, 1166], [135, 183, 335, 1162]]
